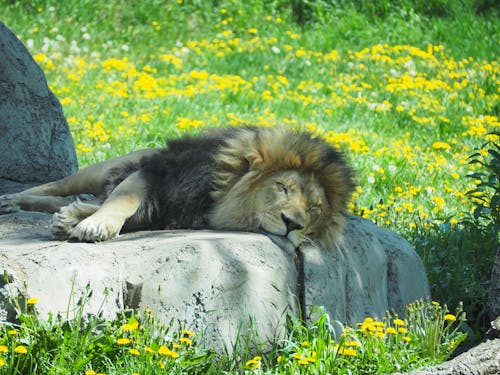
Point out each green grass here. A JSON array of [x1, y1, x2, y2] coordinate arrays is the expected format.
[[0, 289, 467, 374], [0, 0, 499, 372]]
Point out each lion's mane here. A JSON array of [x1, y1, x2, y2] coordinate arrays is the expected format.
[[134, 126, 355, 248]]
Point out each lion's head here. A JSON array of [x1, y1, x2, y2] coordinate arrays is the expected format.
[[208, 126, 355, 249]]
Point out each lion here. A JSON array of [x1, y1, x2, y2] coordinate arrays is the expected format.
[[0, 126, 355, 249]]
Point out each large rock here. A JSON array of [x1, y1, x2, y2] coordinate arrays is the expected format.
[[0, 211, 429, 350], [0, 22, 78, 184], [393, 338, 500, 375]]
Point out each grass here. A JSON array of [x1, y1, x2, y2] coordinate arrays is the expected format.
[[0, 289, 467, 374], [0, 0, 499, 372]]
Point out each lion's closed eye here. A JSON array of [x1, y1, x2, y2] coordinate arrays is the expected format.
[[276, 181, 288, 194], [308, 205, 322, 216]]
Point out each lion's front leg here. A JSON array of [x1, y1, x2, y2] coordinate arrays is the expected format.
[[67, 171, 148, 242]]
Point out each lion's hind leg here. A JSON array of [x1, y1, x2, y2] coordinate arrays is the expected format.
[[51, 199, 101, 240], [0, 194, 76, 215]]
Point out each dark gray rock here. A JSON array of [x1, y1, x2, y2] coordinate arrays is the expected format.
[[0, 22, 78, 184]]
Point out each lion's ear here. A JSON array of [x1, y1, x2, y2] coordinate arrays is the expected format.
[[245, 151, 264, 170]]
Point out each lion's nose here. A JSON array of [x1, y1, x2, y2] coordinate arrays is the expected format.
[[281, 213, 304, 233]]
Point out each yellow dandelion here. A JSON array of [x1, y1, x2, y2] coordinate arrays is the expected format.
[[14, 345, 27, 354], [0, 345, 7, 353], [402, 336, 412, 343], [182, 328, 195, 336], [345, 340, 360, 347], [245, 356, 261, 369], [0, 358, 4, 367], [444, 314, 457, 322], [398, 327, 408, 334], [338, 347, 357, 356], [85, 371, 96, 375], [179, 337, 192, 345], [121, 321, 139, 331], [386, 327, 398, 335], [26, 297, 39, 305], [8, 329, 18, 335], [292, 352, 303, 360], [129, 348, 140, 356], [158, 345, 179, 358], [393, 319, 405, 326], [117, 338, 131, 345]]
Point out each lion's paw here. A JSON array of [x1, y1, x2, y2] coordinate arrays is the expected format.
[[0, 194, 21, 214], [70, 216, 122, 242], [51, 211, 80, 240], [50, 200, 100, 240]]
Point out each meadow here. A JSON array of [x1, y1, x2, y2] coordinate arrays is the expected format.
[[0, 0, 499, 373]]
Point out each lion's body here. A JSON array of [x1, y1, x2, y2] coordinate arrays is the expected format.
[[0, 126, 355, 248]]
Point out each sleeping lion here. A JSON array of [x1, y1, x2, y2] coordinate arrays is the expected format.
[[0, 126, 355, 249]]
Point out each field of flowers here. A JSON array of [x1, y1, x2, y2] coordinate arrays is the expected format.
[[0, 0, 499, 372], [3, 1, 498, 237]]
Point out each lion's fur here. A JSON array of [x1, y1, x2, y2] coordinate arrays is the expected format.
[[0, 126, 355, 248], [208, 126, 355, 248], [131, 126, 355, 248]]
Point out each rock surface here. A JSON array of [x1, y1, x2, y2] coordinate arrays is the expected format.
[[393, 338, 500, 375], [0, 22, 78, 184], [0, 211, 429, 349]]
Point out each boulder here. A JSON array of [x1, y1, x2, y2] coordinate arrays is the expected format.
[[0, 22, 78, 184], [0, 211, 429, 350], [392, 338, 500, 375]]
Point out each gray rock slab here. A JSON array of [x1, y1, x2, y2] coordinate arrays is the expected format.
[[0, 22, 78, 184], [0, 212, 430, 350]]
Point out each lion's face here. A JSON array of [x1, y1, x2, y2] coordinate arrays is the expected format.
[[209, 126, 355, 249], [252, 170, 328, 247]]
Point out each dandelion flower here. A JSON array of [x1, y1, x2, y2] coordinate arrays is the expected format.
[[393, 319, 405, 326], [386, 327, 398, 335], [158, 345, 179, 358], [0, 358, 4, 367], [179, 337, 192, 345], [245, 356, 261, 369], [129, 348, 140, 356], [0, 345, 7, 353], [121, 321, 139, 331], [14, 345, 28, 354], [182, 328, 195, 336], [26, 297, 39, 305], [117, 338, 131, 345], [444, 314, 457, 321], [85, 371, 96, 375], [338, 347, 357, 356]]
